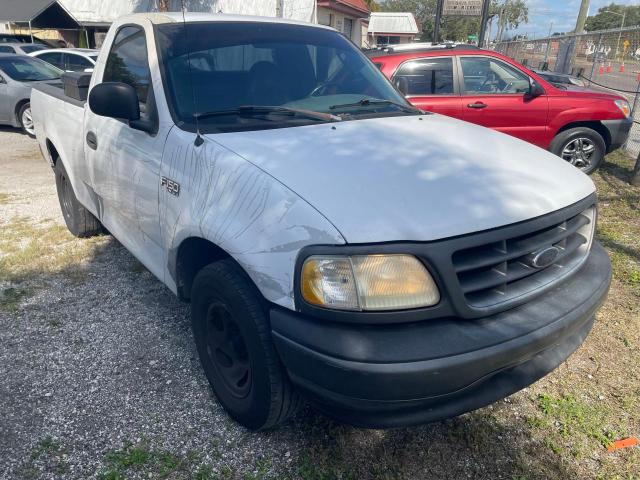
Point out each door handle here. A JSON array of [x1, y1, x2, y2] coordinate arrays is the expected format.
[[86, 131, 98, 150], [467, 102, 488, 109]]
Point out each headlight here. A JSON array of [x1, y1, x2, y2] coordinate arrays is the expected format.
[[301, 254, 440, 311], [614, 99, 631, 118]]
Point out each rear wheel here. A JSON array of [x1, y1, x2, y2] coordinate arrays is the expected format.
[[191, 259, 301, 430], [54, 161, 103, 237], [18, 102, 35, 138], [550, 127, 606, 175]]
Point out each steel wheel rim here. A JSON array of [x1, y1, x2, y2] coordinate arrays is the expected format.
[[21, 107, 34, 135], [205, 302, 251, 398], [560, 137, 596, 170]]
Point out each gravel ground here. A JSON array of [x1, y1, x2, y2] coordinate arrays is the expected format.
[[0, 126, 637, 480]]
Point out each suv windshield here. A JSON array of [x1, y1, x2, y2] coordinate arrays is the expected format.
[[20, 45, 47, 54], [155, 22, 415, 132], [0, 56, 62, 81]]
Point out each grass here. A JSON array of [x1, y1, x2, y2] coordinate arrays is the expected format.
[[0, 192, 12, 204], [0, 216, 108, 311], [20, 437, 69, 478]]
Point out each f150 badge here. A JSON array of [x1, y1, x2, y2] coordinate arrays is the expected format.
[[161, 177, 180, 196]]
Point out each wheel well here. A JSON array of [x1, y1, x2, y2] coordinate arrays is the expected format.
[[46, 139, 60, 167], [556, 121, 611, 150], [175, 237, 231, 300], [14, 98, 29, 123]]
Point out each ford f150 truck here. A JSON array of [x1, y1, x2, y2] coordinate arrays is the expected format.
[[32, 13, 611, 430]]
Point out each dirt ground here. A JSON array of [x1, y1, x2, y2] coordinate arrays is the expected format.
[[0, 126, 638, 480]]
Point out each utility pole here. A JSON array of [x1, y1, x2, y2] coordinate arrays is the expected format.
[[575, 0, 589, 33], [433, 0, 444, 43], [477, 0, 491, 47]]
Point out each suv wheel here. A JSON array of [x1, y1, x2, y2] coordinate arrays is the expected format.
[[191, 259, 301, 430], [550, 127, 606, 174]]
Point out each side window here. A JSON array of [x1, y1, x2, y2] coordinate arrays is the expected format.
[[0, 46, 15, 53], [66, 54, 93, 71], [38, 52, 64, 70], [104, 26, 151, 108], [460, 56, 530, 94], [393, 57, 454, 96]]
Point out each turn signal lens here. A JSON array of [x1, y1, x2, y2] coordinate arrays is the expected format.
[[614, 100, 631, 118], [301, 254, 439, 311]]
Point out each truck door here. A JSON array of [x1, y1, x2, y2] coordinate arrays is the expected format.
[[459, 55, 549, 148], [391, 57, 463, 118], [83, 25, 167, 276]]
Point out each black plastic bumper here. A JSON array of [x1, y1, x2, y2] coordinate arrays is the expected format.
[[602, 118, 633, 152], [271, 243, 611, 428]]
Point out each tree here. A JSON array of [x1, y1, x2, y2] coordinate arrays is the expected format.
[[364, 0, 381, 12], [585, 3, 640, 31], [380, 0, 527, 43]]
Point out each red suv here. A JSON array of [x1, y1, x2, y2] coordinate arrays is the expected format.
[[369, 46, 633, 174]]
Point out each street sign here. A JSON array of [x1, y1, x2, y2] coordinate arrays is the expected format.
[[443, 0, 483, 16]]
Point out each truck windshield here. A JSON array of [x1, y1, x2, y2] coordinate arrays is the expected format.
[[155, 21, 416, 132], [0, 56, 62, 81]]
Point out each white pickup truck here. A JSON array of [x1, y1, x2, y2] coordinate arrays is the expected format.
[[32, 13, 611, 430]]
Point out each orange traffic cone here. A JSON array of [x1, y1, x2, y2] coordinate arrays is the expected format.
[[606, 64, 612, 73], [599, 66, 605, 75], [620, 64, 625, 73]]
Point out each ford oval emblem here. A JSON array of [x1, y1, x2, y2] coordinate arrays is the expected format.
[[530, 246, 560, 269]]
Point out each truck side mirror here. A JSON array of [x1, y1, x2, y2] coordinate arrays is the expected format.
[[526, 79, 545, 99], [89, 82, 140, 121]]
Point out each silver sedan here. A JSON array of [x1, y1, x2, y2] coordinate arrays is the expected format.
[[0, 54, 62, 137]]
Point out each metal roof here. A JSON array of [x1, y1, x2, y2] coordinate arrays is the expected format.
[[0, 0, 80, 28], [368, 12, 419, 35]]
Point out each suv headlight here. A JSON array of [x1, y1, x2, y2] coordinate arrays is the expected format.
[[301, 254, 440, 311], [614, 99, 631, 118]]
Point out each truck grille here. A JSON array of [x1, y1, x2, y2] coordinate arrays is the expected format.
[[452, 206, 596, 308]]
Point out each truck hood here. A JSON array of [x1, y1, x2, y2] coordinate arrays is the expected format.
[[207, 114, 595, 243]]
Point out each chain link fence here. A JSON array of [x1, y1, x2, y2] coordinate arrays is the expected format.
[[494, 26, 640, 158]]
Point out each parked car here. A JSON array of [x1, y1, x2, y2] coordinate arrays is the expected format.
[[0, 42, 49, 55], [369, 45, 632, 173], [0, 33, 52, 46], [32, 13, 611, 430], [0, 54, 62, 136], [531, 68, 586, 88], [30, 48, 99, 73]]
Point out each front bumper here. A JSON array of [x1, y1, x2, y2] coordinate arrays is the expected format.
[[271, 243, 611, 428], [602, 118, 633, 152]]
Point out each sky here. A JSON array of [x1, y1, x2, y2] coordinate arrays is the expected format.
[[504, 0, 637, 39]]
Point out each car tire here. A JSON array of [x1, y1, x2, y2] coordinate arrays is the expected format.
[[191, 259, 301, 430], [18, 102, 35, 138], [550, 127, 606, 175], [54, 160, 103, 238]]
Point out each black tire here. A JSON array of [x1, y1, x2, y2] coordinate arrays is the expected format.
[[550, 127, 606, 175], [17, 102, 35, 138], [54, 161, 103, 238], [191, 259, 301, 430]]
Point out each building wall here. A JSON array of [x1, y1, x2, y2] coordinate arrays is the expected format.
[[317, 6, 365, 47], [370, 34, 415, 46]]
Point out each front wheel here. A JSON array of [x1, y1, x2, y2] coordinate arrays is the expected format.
[[550, 127, 606, 175], [191, 259, 301, 430], [18, 102, 35, 138]]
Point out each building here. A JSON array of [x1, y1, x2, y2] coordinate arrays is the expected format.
[[367, 12, 419, 47], [316, 0, 370, 47], [1, 0, 370, 49]]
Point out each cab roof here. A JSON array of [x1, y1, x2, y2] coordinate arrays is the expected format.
[[117, 12, 334, 31]]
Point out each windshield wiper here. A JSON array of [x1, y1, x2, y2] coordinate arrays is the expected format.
[[194, 105, 342, 122], [329, 98, 421, 114]]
